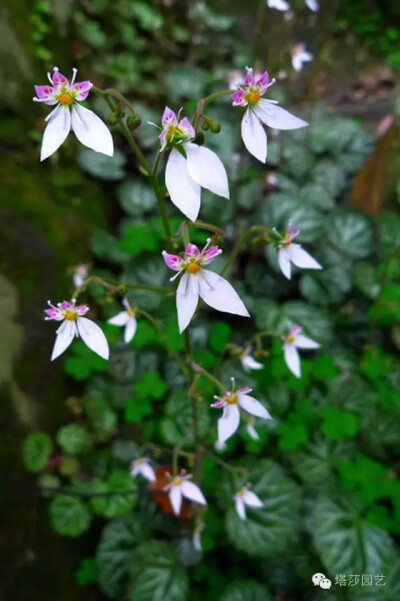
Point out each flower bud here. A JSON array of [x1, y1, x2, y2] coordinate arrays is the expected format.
[[127, 114, 142, 130], [210, 122, 221, 134], [107, 113, 119, 126]]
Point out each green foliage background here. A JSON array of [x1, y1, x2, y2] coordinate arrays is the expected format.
[[1, 0, 400, 600]]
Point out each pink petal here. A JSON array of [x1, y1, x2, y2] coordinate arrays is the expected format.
[[52, 68, 69, 85], [245, 68, 254, 88], [185, 244, 201, 258], [34, 85, 57, 105], [162, 251, 184, 271], [71, 81, 92, 101], [256, 71, 269, 90], [200, 246, 221, 265], [162, 106, 177, 127], [232, 89, 246, 106], [178, 117, 195, 139]]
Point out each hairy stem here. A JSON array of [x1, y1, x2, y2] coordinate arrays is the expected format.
[[72, 275, 170, 300]]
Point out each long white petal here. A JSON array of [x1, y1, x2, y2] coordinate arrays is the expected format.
[[284, 343, 301, 377], [244, 490, 263, 508], [278, 248, 292, 279], [290, 245, 322, 270], [124, 317, 137, 343], [198, 270, 250, 318], [76, 317, 109, 360], [51, 320, 76, 361], [169, 486, 182, 515], [176, 272, 199, 333], [255, 99, 308, 131], [108, 311, 129, 326], [165, 149, 201, 222], [235, 497, 247, 520], [182, 481, 207, 506], [140, 463, 156, 483], [295, 335, 320, 349], [241, 356, 263, 371], [185, 143, 229, 199], [218, 404, 240, 444], [292, 55, 303, 72], [71, 104, 114, 156], [40, 106, 71, 161], [241, 109, 267, 163], [238, 394, 271, 419]]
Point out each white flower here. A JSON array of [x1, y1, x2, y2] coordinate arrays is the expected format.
[[162, 240, 249, 333], [211, 378, 271, 444], [234, 485, 263, 520], [284, 325, 320, 378], [277, 223, 322, 279], [108, 297, 137, 343], [72, 264, 88, 289], [164, 471, 207, 515], [267, 0, 290, 10], [240, 347, 263, 372], [33, 67, 113, 161], [291, 43, 313, 72], [246, 418, 260, 441], [130, 458, 156, 482], [44, 299, 109, 361], [232, 67, 308, 163], [160, 107, 229, 221], [305, 0, 318, 11]]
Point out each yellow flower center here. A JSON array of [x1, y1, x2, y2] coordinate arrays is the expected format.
[[174, 478, 183, 487], [166, 125, 186, 143], [226, 394, 238, 405], [245, 90, 261, 105], [287, 335, 296, 344], [237, 488, 247, 497], [127, 308, 135, 317], [64, 310, 78, 321], [187, 263, 202, 274], [55, 86, 77, 106]]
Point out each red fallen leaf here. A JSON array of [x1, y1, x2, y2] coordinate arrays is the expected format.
[[149, 466, 192, 521]]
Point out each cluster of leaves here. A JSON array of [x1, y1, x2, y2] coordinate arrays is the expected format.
[[23, 91, 400, 600], [336, 0, 400, 68]]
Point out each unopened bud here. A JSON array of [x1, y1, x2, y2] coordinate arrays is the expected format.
[[127, 114, 142, 130], [210, 122, 221, 134], [107, 113, 119, 126]]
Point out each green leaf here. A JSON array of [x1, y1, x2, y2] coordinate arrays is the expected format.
[[49, 496, 92, 537], [57, 424, 92, 454], [117, 180, 156, 216], [160, 390, 210, 446], [313, 496, 395, 575], [312, 160, 346, 196], [221, 580, 272, 601], [84, 397, 117, 443], [225, 460, 301, 557], [164, 65, 207, 101], [298, 184, 334, 211], [291, 438, 355, 484], [22, 431, 52, 472], [129, 541, 188, 601], [78, 149, 126, 180], [97, 516, 146, 598], [379, 211, 400, 257], [119, 223, 162, 257], [300, 263, 353, 306], [64, 340, 109, 380], [328, 209, 374, 259], [124, 397, 153, 423], [91, 471, 138, 518], [76, 557, 99, 586], [209, 322, 232, 352], [135, 371, 168, 400], [321, 407, 360, 440]]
